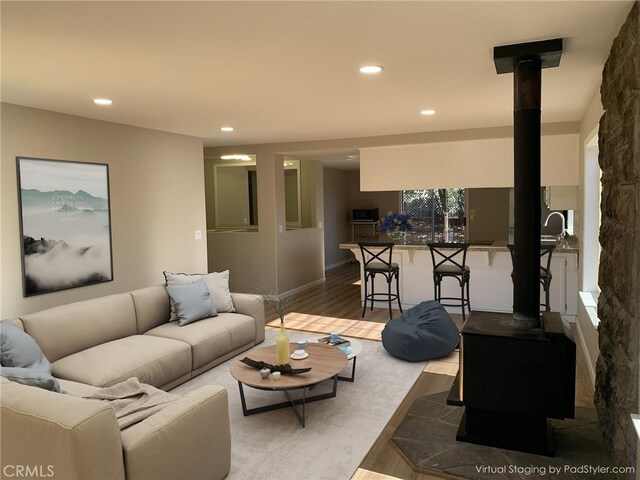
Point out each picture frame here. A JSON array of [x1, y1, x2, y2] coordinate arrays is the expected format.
[[16, 157, 114, 296]]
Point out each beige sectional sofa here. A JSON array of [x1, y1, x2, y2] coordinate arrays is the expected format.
[[1, 285, 265, 480]]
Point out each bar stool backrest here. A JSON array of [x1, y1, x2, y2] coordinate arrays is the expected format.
[[428, 243, 469, 272], [358, 242, 395, 269], [540, 245, 555, 277], [507, 244, 556, 275]]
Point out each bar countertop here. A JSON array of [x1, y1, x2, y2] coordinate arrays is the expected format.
[[339, 236, 579, 254]]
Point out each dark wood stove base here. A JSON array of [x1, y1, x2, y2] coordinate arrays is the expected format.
[[456, 407, 554, 456]]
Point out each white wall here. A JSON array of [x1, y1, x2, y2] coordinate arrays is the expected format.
[[1, 103, 207, 318], [360, 133, 580, 191], [575, 87, 605, 387], [348, 171, 400, 216], [579, 88, 605, 292]]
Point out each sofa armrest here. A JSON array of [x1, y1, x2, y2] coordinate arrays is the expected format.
[[231, 292, 265, 344], [120, 385, 230, 480], [0, 378, 125, 480]]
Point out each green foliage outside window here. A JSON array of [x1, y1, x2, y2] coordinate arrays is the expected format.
[[402, 189, 465, 242]]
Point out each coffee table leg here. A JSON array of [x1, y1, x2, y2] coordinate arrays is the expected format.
[[283, 388, 306, 428], [338, 357, 357, 382], [236, 379, 339, 428], [238, 381, 249, 415]]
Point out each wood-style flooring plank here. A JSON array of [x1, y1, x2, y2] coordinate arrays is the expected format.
[[264, 262, 403, 325]]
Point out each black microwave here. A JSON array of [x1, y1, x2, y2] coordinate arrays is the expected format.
[[352, 208, 379, 222]]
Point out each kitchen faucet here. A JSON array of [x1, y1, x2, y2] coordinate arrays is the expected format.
[[544, 212, 568, 244]]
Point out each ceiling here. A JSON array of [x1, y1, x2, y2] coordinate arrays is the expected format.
[[1, 1, 632, 160]]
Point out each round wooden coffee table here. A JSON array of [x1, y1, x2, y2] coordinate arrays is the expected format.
[[230, 342, 348, 427]]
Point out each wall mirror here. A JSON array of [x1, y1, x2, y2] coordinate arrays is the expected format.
[[210, 154, 258, 229], [283, 156, 318, 229]]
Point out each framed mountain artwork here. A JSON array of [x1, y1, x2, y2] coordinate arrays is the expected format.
[[16, 157, 114, 296]]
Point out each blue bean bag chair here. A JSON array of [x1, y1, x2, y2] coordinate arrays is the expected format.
[[382, 301, 459, 361]]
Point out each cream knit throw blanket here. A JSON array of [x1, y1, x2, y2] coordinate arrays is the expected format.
[[84, 377, 178, 429]]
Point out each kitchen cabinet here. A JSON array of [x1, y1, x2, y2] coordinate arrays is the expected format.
[[545, 185, 578, 210]]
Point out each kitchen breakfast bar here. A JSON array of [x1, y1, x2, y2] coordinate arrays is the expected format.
[[339, 239, 579, 317]]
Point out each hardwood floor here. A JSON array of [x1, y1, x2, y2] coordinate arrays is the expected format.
[[266, 262, 464, 341], [266, 262, 402, 324], [268, 262, 595, 480], [266, 262, 407, 341]]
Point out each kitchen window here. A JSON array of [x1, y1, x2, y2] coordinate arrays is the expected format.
[[402, 189, 465, 242]]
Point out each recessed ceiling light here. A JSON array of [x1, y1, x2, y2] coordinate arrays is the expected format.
[[220, 126, 234, 132], [420, 109, 437, 116], [93, 98, 112, 106], [221, 154, 251, 161], [359, 65, 383, 74]]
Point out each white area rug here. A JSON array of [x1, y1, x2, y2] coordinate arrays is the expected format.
[[171, 329, 426, 480]]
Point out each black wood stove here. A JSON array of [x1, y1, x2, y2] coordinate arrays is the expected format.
[[448, 39, 576, 456]]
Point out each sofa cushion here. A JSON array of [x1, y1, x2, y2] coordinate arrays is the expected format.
[[0, 367, 62, 392], [0, 319, 51, 373], [58, 378, 100, 397], [0, 378, 126, 480], [166, 279, 217, 326], [52, 335, 191, 388], [20, 293, 137, 362], [130, 285, 171, 334], [144, 313, 255, 370], [164, 271, 235, 322]]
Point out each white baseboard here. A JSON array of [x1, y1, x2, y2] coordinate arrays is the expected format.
[[280, 278, 325, 298], [325, 259, 352, 271], [575, 317, 597, 387]]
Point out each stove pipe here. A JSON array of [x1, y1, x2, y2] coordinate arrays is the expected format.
[[494, 39, 563, 329], [512, 57, 542, 327]]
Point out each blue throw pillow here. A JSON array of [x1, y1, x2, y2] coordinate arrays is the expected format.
[[0, 366, 62, 392], [0, 320, 52, 373], [166, 278, 217, 326]]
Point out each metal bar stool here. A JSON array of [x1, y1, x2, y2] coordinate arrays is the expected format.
[[507, 244, 555, 312], [358, 242, 402, 319], [428, 243, 471, 321]]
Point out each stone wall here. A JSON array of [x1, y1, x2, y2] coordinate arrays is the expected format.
[[595, 1, 640, 474]]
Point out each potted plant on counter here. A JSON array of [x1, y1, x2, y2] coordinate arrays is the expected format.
[[380, 211, 412, 241]]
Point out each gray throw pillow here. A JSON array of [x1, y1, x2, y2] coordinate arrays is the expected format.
[[0, 366, 62, 392], [0, 320, 52, 374], [164, 270, 235, 322], [166, 278, 217, 326]]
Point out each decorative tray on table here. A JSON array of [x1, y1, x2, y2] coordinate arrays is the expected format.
[[318, 336, 350, 347]]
